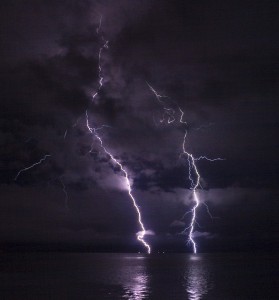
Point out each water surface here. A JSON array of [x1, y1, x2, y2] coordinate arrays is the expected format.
[[0, 252, 277, 299]]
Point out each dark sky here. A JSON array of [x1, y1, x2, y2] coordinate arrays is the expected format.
[[0, 0, 278, 253]]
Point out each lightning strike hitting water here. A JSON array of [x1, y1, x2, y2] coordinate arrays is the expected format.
[[181, 130, 200, 254], [81, 16, 151, 253], [147, 82, 223, 253], [14, 154, 51, 181], [85, 111, 151, 253]]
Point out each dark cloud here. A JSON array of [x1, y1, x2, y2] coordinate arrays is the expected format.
[[0, 0, 278, 252]]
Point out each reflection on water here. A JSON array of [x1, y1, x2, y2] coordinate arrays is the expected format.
[[121, 254, 212, 299], [0, 253, 276, 299], [123, 273, 149, 299], [184, 255, 212, 300], [122, 255, 150, 299]]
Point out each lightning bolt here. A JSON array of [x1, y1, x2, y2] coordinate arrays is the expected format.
[[92, 15, 109, 101], [181, 130, 200, 254], [96, 14, 102, 35], [14, 154, 51, 181], [64, 129, 67, 139], [82, 16, 151, 253], [146, 82, 176, 124], [147, 82, 223, 254], [59, 177, 69, 210], [85, 111, 151, 254], [12, 15, 152, 254]]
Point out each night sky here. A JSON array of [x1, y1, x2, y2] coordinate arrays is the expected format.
[[0, 0, 278, 253]]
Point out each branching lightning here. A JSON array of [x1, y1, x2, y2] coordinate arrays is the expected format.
[[85, 15, 151, 253], [14, 154, 51, 181], [12, 14, 152, 253], [85, 111, 151, 253], [147, 82, 223, 253], [181, 130, 201, 254]]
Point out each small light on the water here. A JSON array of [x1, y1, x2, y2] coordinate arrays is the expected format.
[[189, 255, 201, 261]]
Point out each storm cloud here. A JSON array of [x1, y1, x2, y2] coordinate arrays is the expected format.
[[0, 0, 278, 252]]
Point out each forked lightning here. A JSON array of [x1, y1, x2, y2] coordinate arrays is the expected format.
[[147, 82, 223, 253]]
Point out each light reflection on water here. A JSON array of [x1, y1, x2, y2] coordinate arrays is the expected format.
[[184, 255, 212, 300], [122, 273, 149, 299], [120, 254, 212, 299], [121, 255, 150, 299], [0, 253, 275, 299]]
